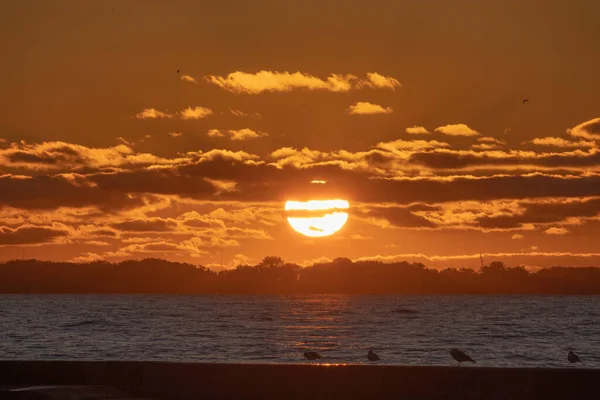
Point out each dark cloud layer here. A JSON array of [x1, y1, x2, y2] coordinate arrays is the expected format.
[[0, 225, 68, 245]]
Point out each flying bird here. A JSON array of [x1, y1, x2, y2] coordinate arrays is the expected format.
[[304, 351, 322, 361], [367, 349, 380, 362], [522, 99, 529, 104], [568, 351, 581, 366], [177, 69, 180, 74], [450, 348, 476, 367]]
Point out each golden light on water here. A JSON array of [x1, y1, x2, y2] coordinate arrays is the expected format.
[[285, 199, 349, 237]]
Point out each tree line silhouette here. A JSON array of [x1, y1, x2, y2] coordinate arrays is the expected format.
[[1, 257, 600, 294]]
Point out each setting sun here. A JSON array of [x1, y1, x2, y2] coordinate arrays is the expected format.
[[285, 199, 350, 237]]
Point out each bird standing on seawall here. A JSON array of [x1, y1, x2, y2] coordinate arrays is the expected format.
[[304, 351, 322, 361], [450, 348, 476, 367], [367, 349, 380, 362], [568, 351, 581, 366]]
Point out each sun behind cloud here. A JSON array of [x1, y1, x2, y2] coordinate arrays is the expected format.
[[285, 199, 350, 237]]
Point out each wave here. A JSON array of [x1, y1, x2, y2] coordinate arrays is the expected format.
[[61, 319, 106, 328], [392, 308, 419, 315]]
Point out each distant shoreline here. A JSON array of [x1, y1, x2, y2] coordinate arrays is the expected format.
[[2, 258, 600, 295]]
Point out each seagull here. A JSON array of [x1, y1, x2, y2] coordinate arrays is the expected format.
[[522, 99, 529, 104], [367, 349, 380, 362], [304, 351, 322, 361], [450, 348, 476, 367], [568, 351, 581, 366]]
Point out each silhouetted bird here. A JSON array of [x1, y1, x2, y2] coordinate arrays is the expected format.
[[304, 351, 322, 361], [522, 99, 529, 104], [177, 69, 180, 74], [367, 349, 380, 362], [450, 348, 475, 366], [568, 351, 581, 366]]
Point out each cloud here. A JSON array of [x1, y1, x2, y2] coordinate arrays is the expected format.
[[0, 138, 6, 145], [471, 143, 501, 151], [477, 137, 505, 145], [407, 148, 600, 170], [180, 75, 198, 84], [529, 137, 596, 148], [473, 136, 505, 150], [357, 251, 600, 268], [229, 129, 267, 141], [347, 102, 393, 115], [207, 129, 225, 138], [474, 197, 600, 230], [405, 126, 430, 135], [209, 129, 268, 141], [364, 72, 401, 90], [205, 71, 400, 94], [168, 132, 183, 138], [545, 227, 570, 235], [180, 106, 213, 120], [230, 109, 261, 118], [0, 141, 187, 171], [117, 137, 134, 146], [434, 124, 480, 136], [135, 108, 173, 119], [0, 224, 69, 246], [111, 218, 177, 232], [376, 139, 450, 153], [84, 240, 110, 246], [512, 234, 524, 240], [568, 117, 600, 140], [72, 252, 105, 262]]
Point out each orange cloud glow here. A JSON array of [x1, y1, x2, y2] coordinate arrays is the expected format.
[[347, 101, 393, 115], [135, 108, 173, 119], [206, 71, 401, 94], [435, 123, 480, 136]]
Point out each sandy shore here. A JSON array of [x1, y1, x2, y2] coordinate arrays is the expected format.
[[1, 360, 599, 399]]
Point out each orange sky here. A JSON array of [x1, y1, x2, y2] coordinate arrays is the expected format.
[[1, 0, 600, 269]]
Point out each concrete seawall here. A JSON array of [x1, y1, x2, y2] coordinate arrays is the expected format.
[[1, 361, 599, 400]]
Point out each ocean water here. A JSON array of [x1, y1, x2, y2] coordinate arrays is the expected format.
[[0, 295, 598, 368]]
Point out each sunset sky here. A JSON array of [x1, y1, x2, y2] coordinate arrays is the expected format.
[[2, 0, 600, 269]]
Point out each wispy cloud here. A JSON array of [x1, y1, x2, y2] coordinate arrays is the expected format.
[[512, 234, 524, 240], [568, 117, 600, 140], [230, 109, 261, 118], [364, 72, 401, 90], [435, 123, 480, 136], [528, 137, 596, 148], [472, 143, 501, 150], [180, 75, 198, 84], [205, 71, 401, 94], [477, 137, 505, 145], [207, 128, 268, 141], [376, 139, 450, 153], [207, 129, 225, 138], [347, 101, 393, 115], [228, 129, 268, 141], [117, 137, 133, 146], [545, 227, 570, 235], [180, 106, 213, 120], [135, 108, 173, 119], [405, 126, 430, 135]]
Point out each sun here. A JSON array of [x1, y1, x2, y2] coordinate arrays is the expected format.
[[285, 199, 349, 237]]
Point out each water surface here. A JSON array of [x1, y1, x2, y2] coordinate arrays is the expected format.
[[1, 295, 598, 368]]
